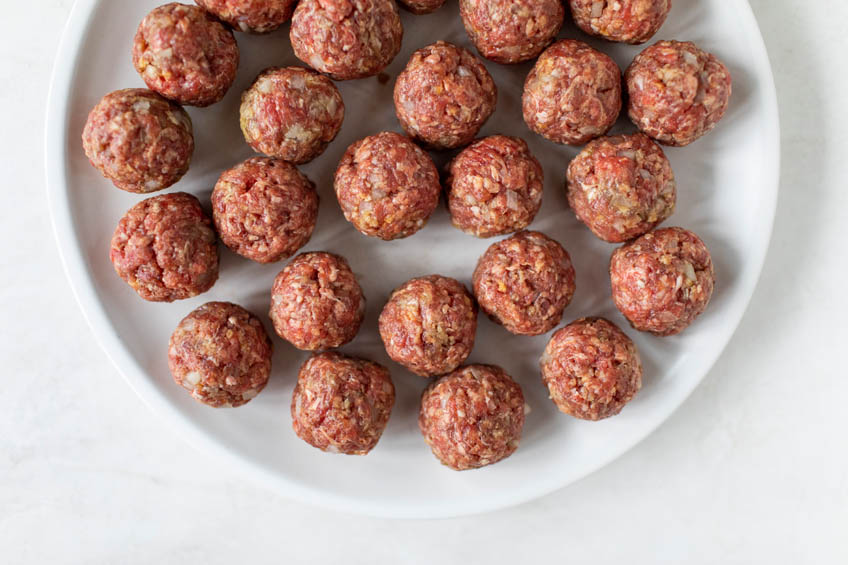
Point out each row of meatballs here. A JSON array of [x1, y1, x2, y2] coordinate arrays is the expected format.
[[168, 220, 711, 470], [106, 126, 696, 301], [172, 306, 636, 470], [129, 0, 675, 105], [83, 2, 731, 196]]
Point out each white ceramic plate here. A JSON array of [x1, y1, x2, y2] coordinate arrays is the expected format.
[[46, 0, 779, 518]]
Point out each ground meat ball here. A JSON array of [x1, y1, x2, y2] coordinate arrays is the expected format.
[[473, 231, 576, 335], [610, 226, 715, 336], [394, 41, 497, 150], [459, 0, 564, 64], [132, 3, 239, 107], [379, 275, 477, 377], [447, 135, 543, 238], [292, 352, 395, 455], [569, 0, 671, 44], [82, 88, 193, 194], [212, 157, 318, 263], [626, 40, 732, 146], [110, 192, 218, 302], [522, 39, 622, 146], [566, 133, 675, 243], [240, 67, 344, 164], [169, 302, 272, 407], [290, 0, 403, 81], [419, 364, 524, 470], [334, 132, 440, 240], [270, 252, 365, 350], [397, 0, 446, 14], [540, 317, 642, 420], [195, 0, 296, 33]]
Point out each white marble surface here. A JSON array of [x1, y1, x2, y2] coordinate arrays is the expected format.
[[2, 1, 846, 562]]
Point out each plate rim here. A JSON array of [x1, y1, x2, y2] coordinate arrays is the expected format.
[[45, 0, 780, 518]]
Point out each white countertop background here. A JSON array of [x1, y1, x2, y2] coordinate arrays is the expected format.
[[2, 1, 846, 563]]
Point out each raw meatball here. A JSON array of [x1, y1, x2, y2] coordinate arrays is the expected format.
[[447, 135, 543, 238], [110, 192, 218, 302], [522, 39, 622, 145], [169, 302, 272, 407], [419, 364, 525, 470], [540, 317, 642, 420], [379, 275, 477, 377], [460, 0, 564, 64], [334, 132, 441, 240], [397, 0, 446, 14], [626, 40, 732, 146], [132, 3, 239, 107], [566, 133, 676, 242], [290, 0, 403, 80], [292, 352, 395, 455], [212, 157, 318, 263], [473, 231, 576, 335], [240, 66, 344, 164], [195, 0, 296, 33], [610, 226, 715, 335], [394, 41, 497, 150], [270, 252, 365, 351], [82, 88, 193, 194], [569, 0, 671, 44]]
